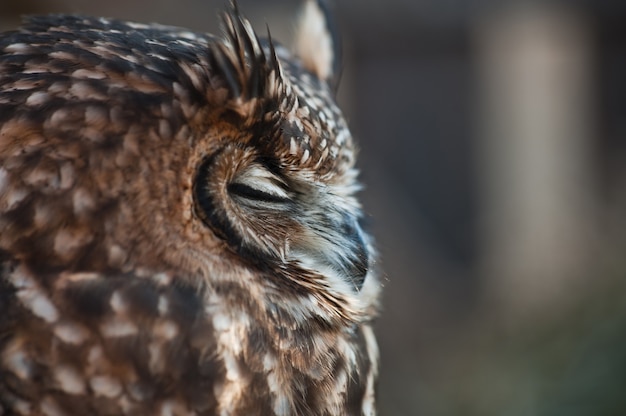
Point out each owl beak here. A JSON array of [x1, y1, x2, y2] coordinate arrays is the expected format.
[[290, 212, 370, 292], [336, 214, 369, 292]]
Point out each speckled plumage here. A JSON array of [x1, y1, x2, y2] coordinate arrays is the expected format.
[[0, 2, 380, 415]]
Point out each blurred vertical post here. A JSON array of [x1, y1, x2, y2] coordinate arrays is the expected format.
[[474, 5, 596, 319]]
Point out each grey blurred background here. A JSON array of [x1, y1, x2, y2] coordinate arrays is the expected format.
[[3, 0, 626, 415]]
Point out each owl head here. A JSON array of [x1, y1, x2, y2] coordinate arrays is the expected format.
[[188, 0, 379, 325]]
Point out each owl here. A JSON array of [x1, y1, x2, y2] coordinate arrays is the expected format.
[[0, 1, 380, 415]]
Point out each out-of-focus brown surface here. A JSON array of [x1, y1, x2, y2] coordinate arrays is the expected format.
[[3, 1, 626, 414]]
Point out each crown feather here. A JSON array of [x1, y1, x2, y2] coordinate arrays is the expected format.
[[210, 1, 284, 107]]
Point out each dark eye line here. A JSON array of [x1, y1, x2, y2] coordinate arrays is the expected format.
[[227, 182, 292, 204]]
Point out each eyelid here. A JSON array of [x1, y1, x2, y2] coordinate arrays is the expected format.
[[230, 165, 291, 202]]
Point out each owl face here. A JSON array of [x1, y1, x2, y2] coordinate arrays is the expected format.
[[193, 132, 372, 322]]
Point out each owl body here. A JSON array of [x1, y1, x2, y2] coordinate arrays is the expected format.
[[0, 2, 380, 415]]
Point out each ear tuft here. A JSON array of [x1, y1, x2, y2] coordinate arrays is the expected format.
[[209, 0, 286, 116], [293, 0, 341, 89]]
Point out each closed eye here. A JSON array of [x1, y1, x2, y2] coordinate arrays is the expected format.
[[228, 182, 291, 203], [228, 165, 292, 204]]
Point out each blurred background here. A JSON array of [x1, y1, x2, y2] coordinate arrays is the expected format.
[[2, 0, 626, 414]]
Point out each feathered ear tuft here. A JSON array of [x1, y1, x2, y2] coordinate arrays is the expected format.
[[293, 0, 341, 89], [210, 0, 284, 105]]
